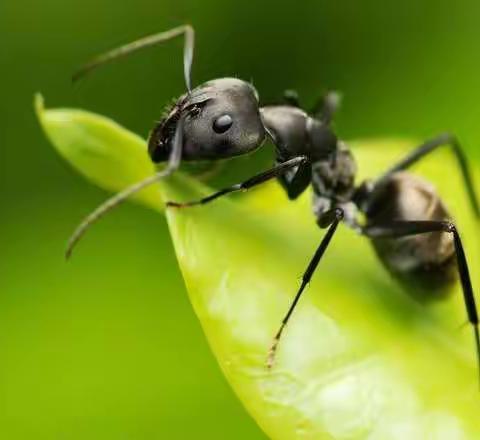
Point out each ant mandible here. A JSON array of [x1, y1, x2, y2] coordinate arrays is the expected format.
[[68, 25, 480, 377]]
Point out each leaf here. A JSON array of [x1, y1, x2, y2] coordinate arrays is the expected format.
[[37, 96, 480, 439], [35, 94, 163, 211]]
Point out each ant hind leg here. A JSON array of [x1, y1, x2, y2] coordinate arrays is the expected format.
[[364, 219, 480, 385], [373, 134, 480, 218]]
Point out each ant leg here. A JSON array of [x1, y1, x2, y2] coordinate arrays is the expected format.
[[364, 220, 480, 383], [311, 91, 342, 125], [166, 156, 308, 208], [283, 89, 301, 107], [73, 25, 195, 91], [276, 157, 312, 200], [374, 134, 480, 217], [267, 208, 344, 368]]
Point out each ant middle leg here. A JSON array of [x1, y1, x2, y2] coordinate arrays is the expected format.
[[373, 133, 480, 217], [364, 220, 480, 381], [267, 207, 344, 368]]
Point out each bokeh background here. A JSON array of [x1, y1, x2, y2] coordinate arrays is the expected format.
[[2, 0, 480, 438]]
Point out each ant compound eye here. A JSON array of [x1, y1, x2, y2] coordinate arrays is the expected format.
[[212, 114, 233, 134]]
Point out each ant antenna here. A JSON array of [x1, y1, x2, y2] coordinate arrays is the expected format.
[[73, 24, 195, 92], [65, 118, 184, 259]]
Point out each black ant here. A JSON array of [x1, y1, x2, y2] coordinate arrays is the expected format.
[[69, 25, 480, 377]]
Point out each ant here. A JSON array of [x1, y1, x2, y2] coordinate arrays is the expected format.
[[69, 25, 480, 377]]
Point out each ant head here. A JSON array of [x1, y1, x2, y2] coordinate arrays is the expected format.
[[148, 78, 266, 162]]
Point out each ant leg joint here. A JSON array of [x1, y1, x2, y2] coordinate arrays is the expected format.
[[334, 207, 345, 220], [318, 207, 344, 228], [442, 221, 457, 233], [437, 132, 456, 144]]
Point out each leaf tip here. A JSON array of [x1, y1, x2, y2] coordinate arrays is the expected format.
[[34, 93, 45, 118]]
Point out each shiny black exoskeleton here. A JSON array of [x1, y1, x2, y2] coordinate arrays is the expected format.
[[70, 25, 480, 378]]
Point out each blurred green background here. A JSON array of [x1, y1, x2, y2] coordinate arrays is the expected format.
[[2, 0, 480, 438]]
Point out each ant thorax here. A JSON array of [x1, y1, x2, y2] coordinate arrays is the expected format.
[[311, 143, 358, 227], [311, 143, 357, 198]]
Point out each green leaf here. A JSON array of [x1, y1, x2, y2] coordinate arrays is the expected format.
[[37, 96, 480, 439], [35, 93, 163, 211]]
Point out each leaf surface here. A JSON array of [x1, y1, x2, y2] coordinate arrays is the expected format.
[[37, 96, 480, 439]]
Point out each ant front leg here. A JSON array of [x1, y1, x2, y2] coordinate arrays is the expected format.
[[364, 220, 480, 383], [166, 156, 308, 208], [276, 155, 312, 200], [267, 207, 344, 368]]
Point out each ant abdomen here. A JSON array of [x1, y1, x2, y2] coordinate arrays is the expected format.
[[366, 172, 457, 293]]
